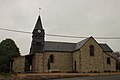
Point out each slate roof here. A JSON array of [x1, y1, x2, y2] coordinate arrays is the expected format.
[[44, 41, 76, 52], [74, 38, 89, 50], [34, 16, 43, 30], [44, 38, 113, 52], [99, 44, 113, 52], [44, 38, 89, 52]]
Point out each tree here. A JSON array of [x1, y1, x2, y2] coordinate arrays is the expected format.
[[0, 56, 9, 73], [0, 38, 20, 73]]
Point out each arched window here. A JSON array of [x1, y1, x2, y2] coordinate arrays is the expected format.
[[107, 57, 111, 64], [90, 45, 94, 56], [49, 55, 54, 63]]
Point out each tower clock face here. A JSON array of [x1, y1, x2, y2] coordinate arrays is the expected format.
[[38, 30, 41, 33]]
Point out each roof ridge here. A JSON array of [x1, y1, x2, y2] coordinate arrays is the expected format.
[[45, 41, 76, 44], [99, 43, 107, 45]]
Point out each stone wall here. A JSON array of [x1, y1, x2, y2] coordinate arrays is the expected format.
[[43, 52, 73, 72], [73, 50, 81, 72], [103, 52, 116, 72], [32, 53, 44, 73], [12, 56, 25, 73], [80, 38, 105, 73]]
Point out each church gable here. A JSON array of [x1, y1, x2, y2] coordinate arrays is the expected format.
[[80, 36, 103, 57], [78, 37, 114, 53], [79, 37, 105, 72], [74, 36, 103, 52]]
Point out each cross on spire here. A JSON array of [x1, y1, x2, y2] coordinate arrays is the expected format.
[[39, 8, 41, 15]]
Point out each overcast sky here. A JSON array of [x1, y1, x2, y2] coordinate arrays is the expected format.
[[0, 0, 120, 55]]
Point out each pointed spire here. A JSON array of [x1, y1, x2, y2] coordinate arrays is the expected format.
[[34, 15, 43, 30]]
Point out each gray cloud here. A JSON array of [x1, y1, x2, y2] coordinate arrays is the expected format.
[[0, 0, 120, 55]]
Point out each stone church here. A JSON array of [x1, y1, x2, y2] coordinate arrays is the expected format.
[[12, 15, 116, 73]]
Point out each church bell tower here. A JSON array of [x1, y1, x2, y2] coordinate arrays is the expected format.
[[30, 15, 45, 54]]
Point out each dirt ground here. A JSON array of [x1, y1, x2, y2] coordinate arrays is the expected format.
[[16, 72, 120, 79], [1, 72, 120, 80]]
